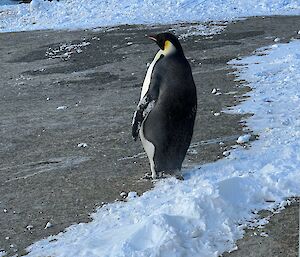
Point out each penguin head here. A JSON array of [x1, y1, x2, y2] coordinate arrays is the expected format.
[[148, 32, 183, 55]]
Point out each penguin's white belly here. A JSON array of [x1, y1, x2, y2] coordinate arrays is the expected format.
[[139, 119, 156, 179], [140, 50, 163, 101]]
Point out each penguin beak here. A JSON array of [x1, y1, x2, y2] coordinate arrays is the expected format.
[[148, 35, 157, 42]]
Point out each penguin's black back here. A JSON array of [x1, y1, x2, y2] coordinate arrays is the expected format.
[[143, 52, 197, 172]]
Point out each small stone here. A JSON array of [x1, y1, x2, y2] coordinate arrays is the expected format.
[[44, 222, 53, 229], [26, 225, 33, 231], [211, 88, 217, 94], [77, 143, 87, 148], [120, 192, 127, 198], [56, 106, 67, 110], [260, 232, 269, 237]]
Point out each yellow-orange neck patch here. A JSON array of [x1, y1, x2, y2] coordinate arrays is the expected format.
[[163, 40, 176, 55], [164, 40, 171, 50]]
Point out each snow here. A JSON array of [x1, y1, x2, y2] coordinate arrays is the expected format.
[[0, 0, 17, 6], [0, 0, 299, 32], [46, 41, 91, 61], [222, 150, 230, 157], [126, 191, 139, 200], [26, 40, 300, 256], [237, 134, 251, 144]]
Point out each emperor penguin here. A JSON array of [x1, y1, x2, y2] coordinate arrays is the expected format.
[[132, 32, 197, 179]]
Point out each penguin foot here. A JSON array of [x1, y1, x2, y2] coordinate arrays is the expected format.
[[142, 172, 153, 180], [141, 172, 160, 180], [141, 171, 184, 181], [158, 171, 184, 180]]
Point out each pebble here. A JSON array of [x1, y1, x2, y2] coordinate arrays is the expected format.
[[120, 192, 127, 198], [26, 225, 33, 231], [44, 222, 53, 229], [260, 232, 269, 237], [56, 106, 67, 110]]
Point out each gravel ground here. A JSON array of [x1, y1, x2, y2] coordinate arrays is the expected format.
[[0, 15, 299, 256]]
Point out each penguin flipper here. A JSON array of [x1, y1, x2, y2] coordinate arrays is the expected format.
[[132, 75, 160, 140], [132, 94, 156, 140], [132, 109, 143, 140]]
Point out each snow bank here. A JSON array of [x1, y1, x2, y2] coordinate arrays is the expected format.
[[26, 40, 300, 257], [0, 0, 299, 32]]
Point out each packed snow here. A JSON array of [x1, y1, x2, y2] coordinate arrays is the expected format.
[[0, 0, 299, 32], [236, 134, 251, 144], [0, 0, 17, 6], [25, 40, 300, 257]]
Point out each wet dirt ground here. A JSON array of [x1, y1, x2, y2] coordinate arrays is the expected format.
[[222, 198, 300, 257], [0, 15, 299, 256]]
